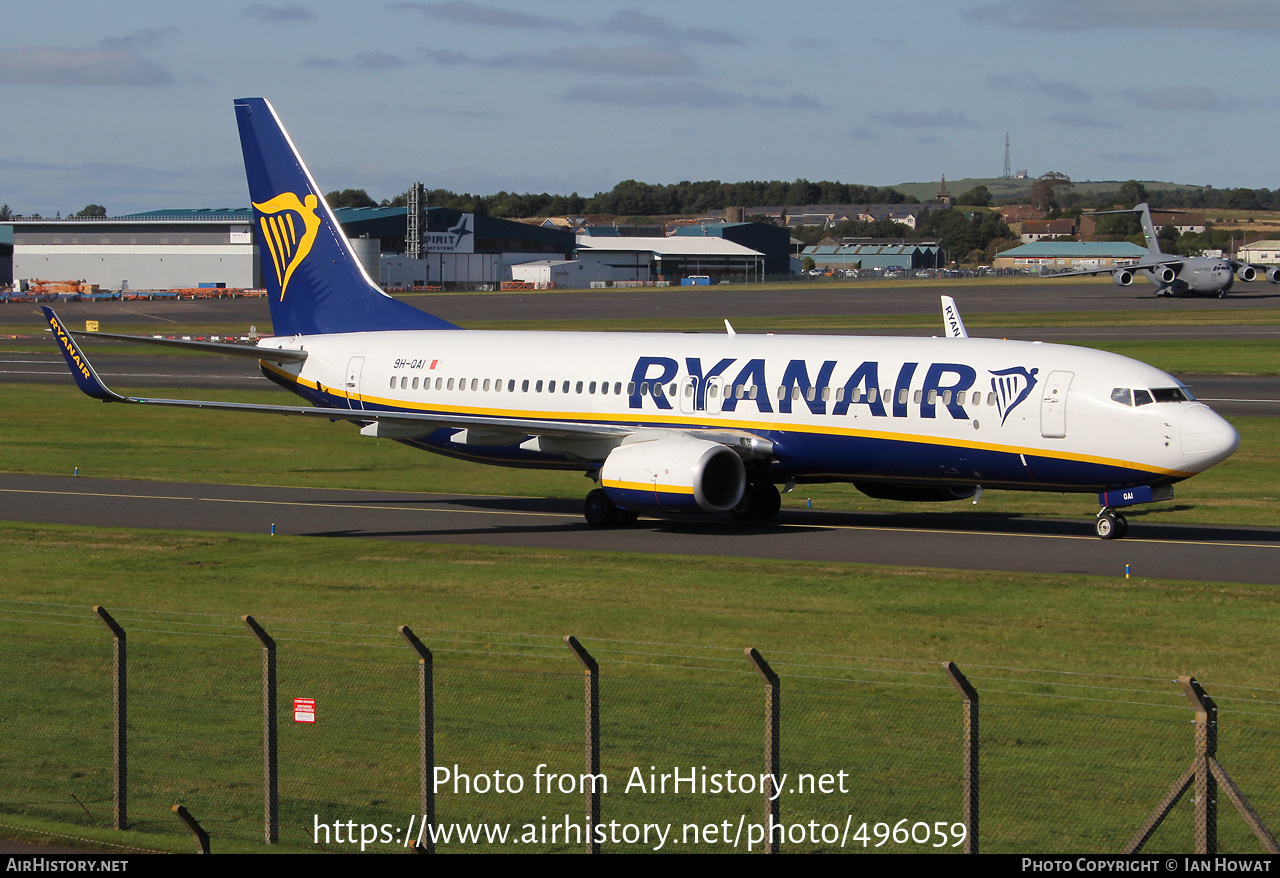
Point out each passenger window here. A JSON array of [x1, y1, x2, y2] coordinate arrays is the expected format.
[[576, 381, 583, 394], [987, 392, 997, 406], [928, 390, 938, 404], [412, 377, 419, 390], [564, 381, 571, 394], [709, 384, 718, 399], [483, 379, 490, 392], [521, 379, 528, 392], [865, 388, 876, 403], [898, 389, 908, 405], [627, 382, 635, 395], [589, 381, 597, 394], [1111, 388, 1132, 406], [749, 386, 758, 400], [435, 377, 442, 390], [447, 378, 455, 391], [685, 384, 694, 398], [955, 391, 964, 405], [549, 380, 556, 393], [1134, 389, 1154, 406], [942, 390, 951, 405], [914, 389, 923, 404], [536, 380, 543, 392], [508, 380, 515, 392], [805, 387, 814, 402], [821, 387, 831, 402], [389, 377, 396, 389], [471, 379, 478, 392]]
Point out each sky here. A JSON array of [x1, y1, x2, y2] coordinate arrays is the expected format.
[[4, 0, 1279, 216]]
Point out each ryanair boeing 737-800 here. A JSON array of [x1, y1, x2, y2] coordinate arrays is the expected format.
[[45, 98, 1240, 539]]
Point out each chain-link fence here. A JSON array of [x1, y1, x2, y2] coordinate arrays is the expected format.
[[1, 601, 1276, 854]]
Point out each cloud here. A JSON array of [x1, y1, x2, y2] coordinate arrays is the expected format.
[[965, 0, 1280, 33], [242, 4, 316, 21], [869, 110, 977, 128], [987, 73, 1091, 105], [97, 28, 181, 51], [598, 9, 741, 45], [1050, 112, 1119, 128], [305, 51, 408, 70], [848, 125, 879, 141], [392, 3, 742, 44], [563, 83, 824, 110], [1123, 87, 1230, 111], [429, 45, 696, 77], [389, 2, 578, 30], [0, 47, 172, 86]]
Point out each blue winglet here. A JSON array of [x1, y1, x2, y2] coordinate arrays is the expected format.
[[43, 307, 128, 402]]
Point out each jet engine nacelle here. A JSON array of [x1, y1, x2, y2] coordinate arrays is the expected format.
[[1153, 265, 1177, 284], [854, 482, 978, 502], [1111, 270, 1133, 287], [1237, 265, 1258, 282], [1267, 267, 1280, 284], [600, 435, 745, 513]]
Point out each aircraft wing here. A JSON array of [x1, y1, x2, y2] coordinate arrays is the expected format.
[[65, 328, 309, 362], [44, 306, 770, 455], [1043, 259, 1180, 279]]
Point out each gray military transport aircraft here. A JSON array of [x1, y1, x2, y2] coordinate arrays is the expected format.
[[1048, 203, 1280, 297]]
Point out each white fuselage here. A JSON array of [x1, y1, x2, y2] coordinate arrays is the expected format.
[[254, 329, 1239, 495]]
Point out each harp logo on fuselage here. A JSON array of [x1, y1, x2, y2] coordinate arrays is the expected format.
[[253, 192, 322, 302]]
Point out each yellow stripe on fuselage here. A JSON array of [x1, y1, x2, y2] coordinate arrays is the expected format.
[[260, 361, 1193, 479]]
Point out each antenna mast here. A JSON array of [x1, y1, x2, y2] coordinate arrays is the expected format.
[[1002, 132, 1012, 179]]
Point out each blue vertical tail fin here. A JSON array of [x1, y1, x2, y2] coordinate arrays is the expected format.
[[234, 98, 459, 335]]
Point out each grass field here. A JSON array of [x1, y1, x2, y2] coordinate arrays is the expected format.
[[1, 525, 1278, 853]]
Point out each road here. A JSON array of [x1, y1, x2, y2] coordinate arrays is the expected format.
[[3, 474, 1278, 585]]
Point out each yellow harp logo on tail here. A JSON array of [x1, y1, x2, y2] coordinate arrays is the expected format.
[[253, 192, 322, 302]]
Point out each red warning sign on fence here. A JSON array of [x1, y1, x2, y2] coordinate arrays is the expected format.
[[294, 697, 316, 723]]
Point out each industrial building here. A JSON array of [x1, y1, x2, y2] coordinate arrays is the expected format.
[[993, 241, 1150, 270], [803, 239, 942, 271]]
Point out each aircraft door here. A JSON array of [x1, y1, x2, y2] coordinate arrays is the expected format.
[[1040, 370, 1072, 438], [345, 356, 366, 410], [704, 377, 723, 415], [679, 376, 697, 415]]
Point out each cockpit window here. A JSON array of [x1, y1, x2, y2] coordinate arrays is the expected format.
[[1152, 387, 1191, 403], [1133, 389, 1154, 406], [1111, 387, 1132, 406]]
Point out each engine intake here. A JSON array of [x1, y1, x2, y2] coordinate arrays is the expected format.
[[601, 436, 745, 513], [1153, 265, 1177, 284], [1268, 267, 1280, 284], [1111, 270, 1133, 287], [1237, 265, 1258, 282]]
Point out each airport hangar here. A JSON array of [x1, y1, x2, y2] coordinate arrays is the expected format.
[[3, 210, 785, 291]]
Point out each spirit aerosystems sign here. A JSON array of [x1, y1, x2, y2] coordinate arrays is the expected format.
[[426, 213, 475, 254]]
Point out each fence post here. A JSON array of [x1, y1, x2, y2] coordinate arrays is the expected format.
[[1181, 676, 1218, 855], [399, 625, 434, 854], [243, 615, 278, 845], [171, 804, 210, 854], [564, 636, 600, 854], [93, 606, 127, 831], [745, 647, 780, 854], [943, 661, 979, 854]]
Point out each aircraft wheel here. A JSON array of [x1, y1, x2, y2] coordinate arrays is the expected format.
[[1096, 512, 1119, 540], [728, 488, 757, 521], [754, 482, 782, 520], [584, 489, 618, 527], [1113, 514, 1128, 539], [1217, 288, 1229, 299]]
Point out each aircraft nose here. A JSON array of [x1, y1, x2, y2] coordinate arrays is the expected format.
[[1180, 405, 1239, 471]]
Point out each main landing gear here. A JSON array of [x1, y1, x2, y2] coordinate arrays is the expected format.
[[583, 489, 638, 528], [729, 481, 782, 522], [1095, 508, 1128, 540]]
